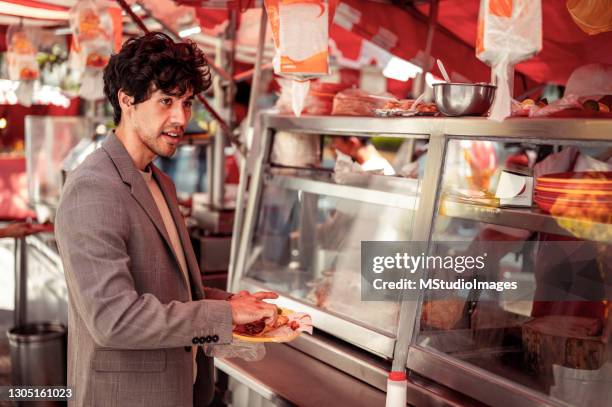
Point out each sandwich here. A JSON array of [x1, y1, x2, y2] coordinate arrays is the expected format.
[[233, 310, 299, 337]]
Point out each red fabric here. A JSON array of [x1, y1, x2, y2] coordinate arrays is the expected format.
[[339, 0, 491, 83], [108, 6, 123, 52], [196, 8, 229, 32], [0, 25, 5, 52], [0, 157, 35, 221], [417, 1, 612, 85], [1, 0, 67, 12], [0, 99, 81, 149], [193, 0, 611, 88], [225, 155, 240, 184]]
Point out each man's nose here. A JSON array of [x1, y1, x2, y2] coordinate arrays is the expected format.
[[170, 104, 187, 126]]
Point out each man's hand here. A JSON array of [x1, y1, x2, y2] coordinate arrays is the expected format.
[[228, 291, 279, 326]]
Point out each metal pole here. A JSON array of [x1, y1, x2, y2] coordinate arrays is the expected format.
[[211, 8, 238, 210], [391, 133, 446, 373], [228, 8, 267, 288], [226, 10, 238, 131], [14, 237, 27, 327], [211, 38, 226, 209], [245, 10, 267, 132], [414, 0, 439, 96], [116, 0, 148, 33], [233, 62, 273, 83]]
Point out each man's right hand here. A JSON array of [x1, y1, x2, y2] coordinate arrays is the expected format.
[[228, 291, 279, 326]]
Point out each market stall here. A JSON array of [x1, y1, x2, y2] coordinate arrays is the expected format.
[[227, 115, 611, 406], [218, 1, 612, 406]]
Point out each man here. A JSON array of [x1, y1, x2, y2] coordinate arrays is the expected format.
[[331, 135, 395, 175], [55, 32, 278, 407]]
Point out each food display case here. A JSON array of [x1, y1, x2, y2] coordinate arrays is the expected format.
[[25, 116, 93, 223], [223, 114, 611, 407]]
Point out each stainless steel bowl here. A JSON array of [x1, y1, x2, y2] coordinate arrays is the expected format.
[[433, 83, 496, 116]]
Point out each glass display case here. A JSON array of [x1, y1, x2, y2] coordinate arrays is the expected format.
[[235, 129, 427, 358], [413, 137, 611, 407], [229, 114, 611, 406], [25, 116, 92, 221]]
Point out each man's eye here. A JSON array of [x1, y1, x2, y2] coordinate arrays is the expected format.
[[161, 98, 172, 105], [183, 100, 193, 108]]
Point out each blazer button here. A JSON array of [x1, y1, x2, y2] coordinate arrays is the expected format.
[[192, 337, 199, 345], [212, 335, 219, 343], [199, 336, 206, 344], [205, 336, 212, 343], [184, 346, 191, 352]]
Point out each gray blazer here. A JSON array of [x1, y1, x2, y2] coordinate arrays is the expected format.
[[55, 133, 233, 407]]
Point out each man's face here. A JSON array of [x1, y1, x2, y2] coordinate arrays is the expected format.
[[129, 88, 194, 158], [331, 136, 358, 159]]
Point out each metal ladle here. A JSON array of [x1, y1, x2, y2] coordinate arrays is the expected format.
[[436, 59, 451, 83]]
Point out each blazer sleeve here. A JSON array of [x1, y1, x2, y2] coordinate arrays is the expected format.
[[55, 175, 233, 349], [203, 287, 233, 300]]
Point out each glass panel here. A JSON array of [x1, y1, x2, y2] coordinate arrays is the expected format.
[[155, 144, 208, 196], [418, 139, 612, 405], [25, 117, 90, 206], [270, 132, 428, 179], [245, 169, 421, 335]]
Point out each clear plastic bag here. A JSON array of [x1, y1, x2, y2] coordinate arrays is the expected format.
[[331, 88, 395, 116], [70, 0, 113, 69], [69, 0, 114, 101], [527, 95, 582, 118], [275, 78, 347, 115], [264, 0, 337, 116], [6, 25, 40, 82], [476, 0, 542, 121], [6, 26, 40, 106], [204, 340, 266, 362], [565, 64, 612, 100]]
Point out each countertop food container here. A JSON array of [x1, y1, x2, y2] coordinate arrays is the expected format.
[[433, 83, 497, 116]]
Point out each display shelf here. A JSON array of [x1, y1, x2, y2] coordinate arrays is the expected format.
[[265, 173, 420, 210], [440, 200, 611, 243], [265, 114, 612, 141]]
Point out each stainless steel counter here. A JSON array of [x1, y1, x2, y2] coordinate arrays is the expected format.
[[215, 343, 387, 407]]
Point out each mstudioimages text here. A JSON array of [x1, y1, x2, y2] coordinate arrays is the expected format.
[[372, 278, 518, 292], [371, 252, 488, 274]]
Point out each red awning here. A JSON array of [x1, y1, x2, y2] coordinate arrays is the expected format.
[[0, 0, 69, 20], [3, 1, 610, 87], [189, 0, 612, 87], [416, 1, 612, 85]]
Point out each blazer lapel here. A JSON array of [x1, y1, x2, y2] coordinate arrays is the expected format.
[[152, 166, 204, 300], [101, 133, 187, 290]]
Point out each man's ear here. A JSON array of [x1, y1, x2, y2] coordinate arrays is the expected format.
[[117, 89, 134, 111]]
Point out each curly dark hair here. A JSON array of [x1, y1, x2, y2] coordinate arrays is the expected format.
[[103, 32, 211, 125]]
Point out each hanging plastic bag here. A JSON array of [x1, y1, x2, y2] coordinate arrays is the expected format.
[[6, 26, 40, 106], [567, 0, 612, 35], [264, 0, 337, 116], [275, 78, 348, 115], [565, 63, 612, 100], [69, 0, 114, 101], [476, 0, 542, 121]]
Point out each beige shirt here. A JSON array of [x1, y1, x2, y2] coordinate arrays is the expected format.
[[140, 168, 198, 382]]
